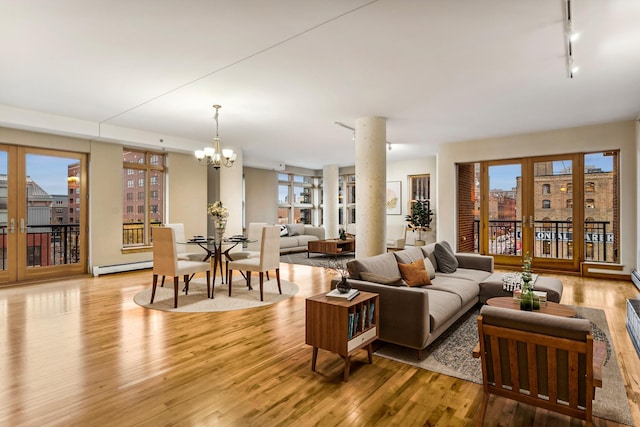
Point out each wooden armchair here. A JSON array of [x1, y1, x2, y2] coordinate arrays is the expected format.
[[473, 305, 605, 427]]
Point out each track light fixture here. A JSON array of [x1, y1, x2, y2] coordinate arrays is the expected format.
[[565, 0, 579, 78]]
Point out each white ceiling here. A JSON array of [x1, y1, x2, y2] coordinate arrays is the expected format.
[[1, 0, 639, 170]]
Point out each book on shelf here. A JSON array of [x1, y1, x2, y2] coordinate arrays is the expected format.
[[326, 288, 360, 300], [348, 313, 355, 339]]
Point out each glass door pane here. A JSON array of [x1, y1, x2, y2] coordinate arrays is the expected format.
[[0, 150, 8, 272], [532, 159, 573, 260], [25, 154, 82, 267], [487, 163, 522, 257]]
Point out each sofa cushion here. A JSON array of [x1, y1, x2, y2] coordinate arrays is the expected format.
[[397, 259, 431, 287], [360, 271, 404, 286], [425, 290, 463, 332], [347, 252, 400, 280], [393, 247, 424, 264], [279, 236, 299, 248], [429, 276, 480, 306], [434, 242, 458, 273], [423, 257, 436, 280], [421, 243, 439, 272], [286, 223, 305, 236], [295, 235, 319, 245], [437, 267, 492, 283]]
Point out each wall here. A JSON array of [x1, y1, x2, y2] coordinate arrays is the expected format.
[[387, 156, 437, 245], [91, 143, 207, 268], [0, 127, 208, 272], [438, 120, 637, 275], [244, 167, 278, 225]]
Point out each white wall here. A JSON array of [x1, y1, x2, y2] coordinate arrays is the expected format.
[[438, 120, 637, 275], [387, 156, 437, 245], [244, 167, 278, 225]]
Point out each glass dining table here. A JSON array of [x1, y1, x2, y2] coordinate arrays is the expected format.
[[181, 237, 254, 284]]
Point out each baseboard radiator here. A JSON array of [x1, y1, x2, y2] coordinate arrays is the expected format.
[[92, 261, 152, 277], [631, 269, 640, 292]]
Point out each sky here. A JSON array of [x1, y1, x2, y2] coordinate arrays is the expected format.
[[489, 154, 614, 191], [0, 152, 78, 195]]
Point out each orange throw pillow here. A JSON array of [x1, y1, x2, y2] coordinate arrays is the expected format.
[[397, 259, 432, 287]]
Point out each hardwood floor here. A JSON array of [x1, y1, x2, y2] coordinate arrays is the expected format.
[[0, 263, 638, 426]]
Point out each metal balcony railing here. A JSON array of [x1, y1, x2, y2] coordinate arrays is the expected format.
[[473, 219, 613, 262]]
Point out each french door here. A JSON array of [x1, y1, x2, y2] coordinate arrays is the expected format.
[[0, 145, 87, 284], [481, 154, 581, 271]]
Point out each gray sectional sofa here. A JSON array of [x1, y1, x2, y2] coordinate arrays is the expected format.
[[279, 224, 325, 254], [338, 243, 564, 358]]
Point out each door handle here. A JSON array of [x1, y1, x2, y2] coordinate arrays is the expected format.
[[20, 218, 25, 234], [529, 216, 533, 229], [9, 218, 14, 234]]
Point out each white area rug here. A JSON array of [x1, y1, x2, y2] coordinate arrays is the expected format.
[[375, 305, 633, 426], [133, 277, 298, 313]]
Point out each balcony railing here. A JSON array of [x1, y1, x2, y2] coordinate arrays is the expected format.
[[473, 219, 613, 262], [122, 221, 162, 246], [0, 224, 82, 269]]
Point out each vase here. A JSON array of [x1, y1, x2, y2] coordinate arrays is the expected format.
[[336, 277, 351, 293], [519, 288, 540, 311], [215, 224, 226, 244]]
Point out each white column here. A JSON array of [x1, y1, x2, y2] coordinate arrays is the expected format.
[[355, 116, 386, 258], [323, 164, 339, 239]]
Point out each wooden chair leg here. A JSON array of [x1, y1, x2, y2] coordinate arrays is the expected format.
[[206, 271, 211, 298], [151, 274, 159, 303], [160, 276, 165, 287], [247, 271, 252, 290], [259, 272, 264, 301], [228, 269, 233, 297], [275, 268, 281, 294], [266, 271, 270, 281], [173, 276, 179, 309], [476, 392, 489, 427]]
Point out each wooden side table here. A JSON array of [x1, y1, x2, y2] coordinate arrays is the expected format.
[[305, 291, 379, 381]]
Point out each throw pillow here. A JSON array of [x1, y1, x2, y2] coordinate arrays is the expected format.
[[360, 271, 405, 286], [423, 257, 436, 280], [279, 224, 288, 237], [434, 242, 458, 273], [397, 259, 431, 287], [286, 224, 304, 236]]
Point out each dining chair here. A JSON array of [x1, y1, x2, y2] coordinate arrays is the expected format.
[[150, 227, 211, 308], [225, 222, 267, 278], [227, 225, 281, 301], [165, 223, 206, 261]]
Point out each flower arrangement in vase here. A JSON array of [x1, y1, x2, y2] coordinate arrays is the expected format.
[[207, 201, 229, 242], [519, 252, 540, 310]]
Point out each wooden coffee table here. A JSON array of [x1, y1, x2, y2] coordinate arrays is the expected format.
[[486, 297, 577, 318], [308, 238, 355, 258]]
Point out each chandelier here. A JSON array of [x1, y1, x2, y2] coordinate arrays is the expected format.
[[195, 104, 236, 169]]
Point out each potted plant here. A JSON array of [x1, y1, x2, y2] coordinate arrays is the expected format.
[[405, 200, 433, 246]]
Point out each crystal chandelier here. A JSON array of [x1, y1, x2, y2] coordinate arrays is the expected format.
[[195, 104, 236, 168]]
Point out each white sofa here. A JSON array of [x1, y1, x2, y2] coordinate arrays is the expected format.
[[279, 224, 325, 254]]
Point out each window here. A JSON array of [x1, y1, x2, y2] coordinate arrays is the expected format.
[[278, 173, 319, 225], [566, 182, 572, 192], [542, 200, 551, 209], [69, 208, 73, 214], [542, 184, 551, 194], [585, 199, 595, 209], [566, 199, 573, 208], [585, 182, 595, 192], [122, 149, 166, 247]]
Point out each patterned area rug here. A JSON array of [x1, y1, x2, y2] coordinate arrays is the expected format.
[[133, 278, 299, 313], [375, 305, 633, 426], [280, 251, 355, 268]]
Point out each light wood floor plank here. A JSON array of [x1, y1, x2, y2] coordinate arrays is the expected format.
[[0, 264, 638, 426]]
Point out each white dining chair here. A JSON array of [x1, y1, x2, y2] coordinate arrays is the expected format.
[[150, 227, 211, 308], [165, 223, 205, 261], [227, 226, 281, 301]]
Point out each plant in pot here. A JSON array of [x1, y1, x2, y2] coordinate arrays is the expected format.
[[405, 200, 433, 246]]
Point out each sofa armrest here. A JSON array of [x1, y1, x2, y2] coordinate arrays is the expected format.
[[304, 225, 325, 240], [455, 253, 494, 273], [331, 278, 431, 350]]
